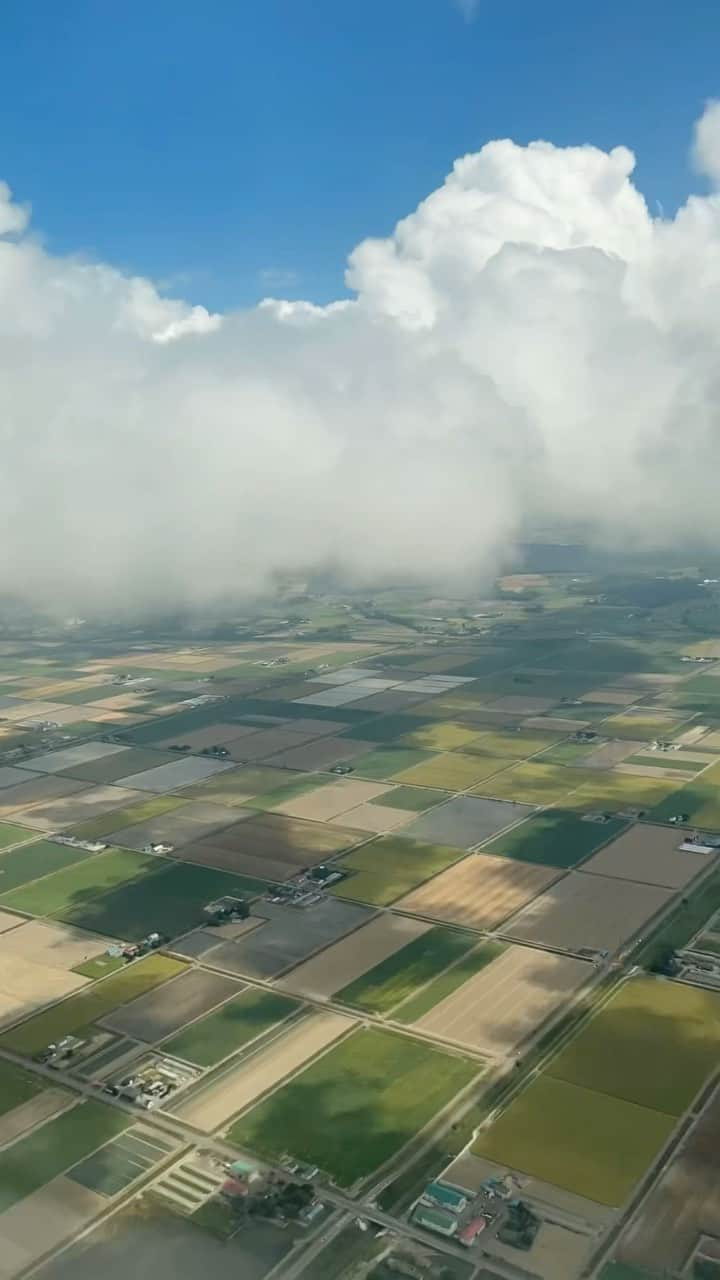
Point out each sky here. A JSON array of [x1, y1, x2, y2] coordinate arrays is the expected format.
[[2, 2, 720, 614], [2, 0, 720, 310]]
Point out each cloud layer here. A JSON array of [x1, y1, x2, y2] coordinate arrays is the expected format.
[[2, 105, 720, 612]]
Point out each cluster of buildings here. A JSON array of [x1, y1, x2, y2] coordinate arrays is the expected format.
[[410, 1181, 489, 1249]]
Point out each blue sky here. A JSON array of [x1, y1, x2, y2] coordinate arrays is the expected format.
[[3, 0, 718, 309]]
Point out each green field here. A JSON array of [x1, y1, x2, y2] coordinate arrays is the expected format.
[[570, 771, 683, 812], [0, 847, 154, 916], [329, 835, 461, 906], [0, 821, 36, 850], [472, 1074, 675, 1206], [351, 747, 434, 780], [0, 843, 267, 941], [482, 811, 627, 868], [72, 953, 127, 979], [337, 927, 480, 1014], [650, 760, 720, 827], [57, 860, 268, 941], [393, 752, 506, 791], [343, 715, 432, 743], [399, 721, 484, 751], [627, 753, 704, 773], [0, 1060, 47, 1116], [228, 1027, 479, 1186], [477, 762, 597, 804], [184, 765, 298, 805], [548, 976, 720, 1116], [70, 795, 188, 839], [465, 729, 561, 759], [0, 1100, 128, 1212], [244, 774, 332, 811], [636, 867, 720, 966], [161, 988, 300, 1066], [395, 940, 506, 1022], [0, 839, 94, 893], [0, 953, 187, 1055], [600, 710, 689, 740], [371, 786, 450, 812]]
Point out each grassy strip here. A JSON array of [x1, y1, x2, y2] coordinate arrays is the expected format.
[[337, 927, 480, 1015], [634, 865, 720, 968], [393, 939, 505, 1022], [162, 989, 300, 1066]]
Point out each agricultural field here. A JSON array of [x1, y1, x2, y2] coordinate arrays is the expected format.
[[397, 852, 559, 929], [0, 952, 187, 1055], [613, 1084, 720, 1275], [504, 870, 672, 953], [329, 834, 462, 905], [403, 794, 533, 848], [175, 1010, 354, 1131], [483, 810, 627, 868], [161, 987, 300, 1066], [191, 895, 373, 978], [547, 976, 720, 1115], [228, 1027, 480, 1185], [650, 759, 720, 827], [473, 1073, 676, 1205], [0, 845, 267, 942], [176, 810, 358, 881], [413, 945, 592, 1056], [474, 974, 720, 1209], [392, 751, 510, 790], [1, 594, 720, 1266], [101, 967, 243, 1042], [580, 821, 713, 888], [0, 838, 95, 892], [279, 912, 432, 1000], [0, 1100, 128, 1212], [335, 925, 481, 1014]]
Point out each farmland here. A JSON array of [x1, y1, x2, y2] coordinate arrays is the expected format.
[[397, 852, 559, 929], [483, 810, 627, 868], [162, 987, 301, 1066], [329, 834, 462, 905], [228, 1027, 480, 1185], [0, 952, 187, 1054], [472, 1074, 675, 1206], [2, 590, 720, 1266], [336, 925, 480, 1014], [0, 1101, 128, 1212]]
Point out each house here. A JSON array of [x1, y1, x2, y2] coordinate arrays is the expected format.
[[421, 1182, 468, 1214], [458, 1216, 488, 1247], [411, 1204, 458, 1237]]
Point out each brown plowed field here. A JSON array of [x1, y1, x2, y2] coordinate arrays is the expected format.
[[396, 854, 559, 930]]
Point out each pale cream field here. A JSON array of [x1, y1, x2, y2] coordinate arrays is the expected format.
[[175, 1010, 354, 1131]]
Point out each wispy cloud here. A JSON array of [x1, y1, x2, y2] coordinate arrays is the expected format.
[[259, 266, 300, 290]]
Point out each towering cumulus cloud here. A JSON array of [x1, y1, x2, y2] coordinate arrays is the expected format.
[[2, 105, 720, 611]]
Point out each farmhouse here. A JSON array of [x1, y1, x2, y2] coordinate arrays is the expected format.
[[421, 1181, 468, 1214], [410, 1204, 458, 1237]]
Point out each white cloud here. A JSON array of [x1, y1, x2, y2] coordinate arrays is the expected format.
[[693, 98, 720, 184], [1, 104, 720, 613]]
